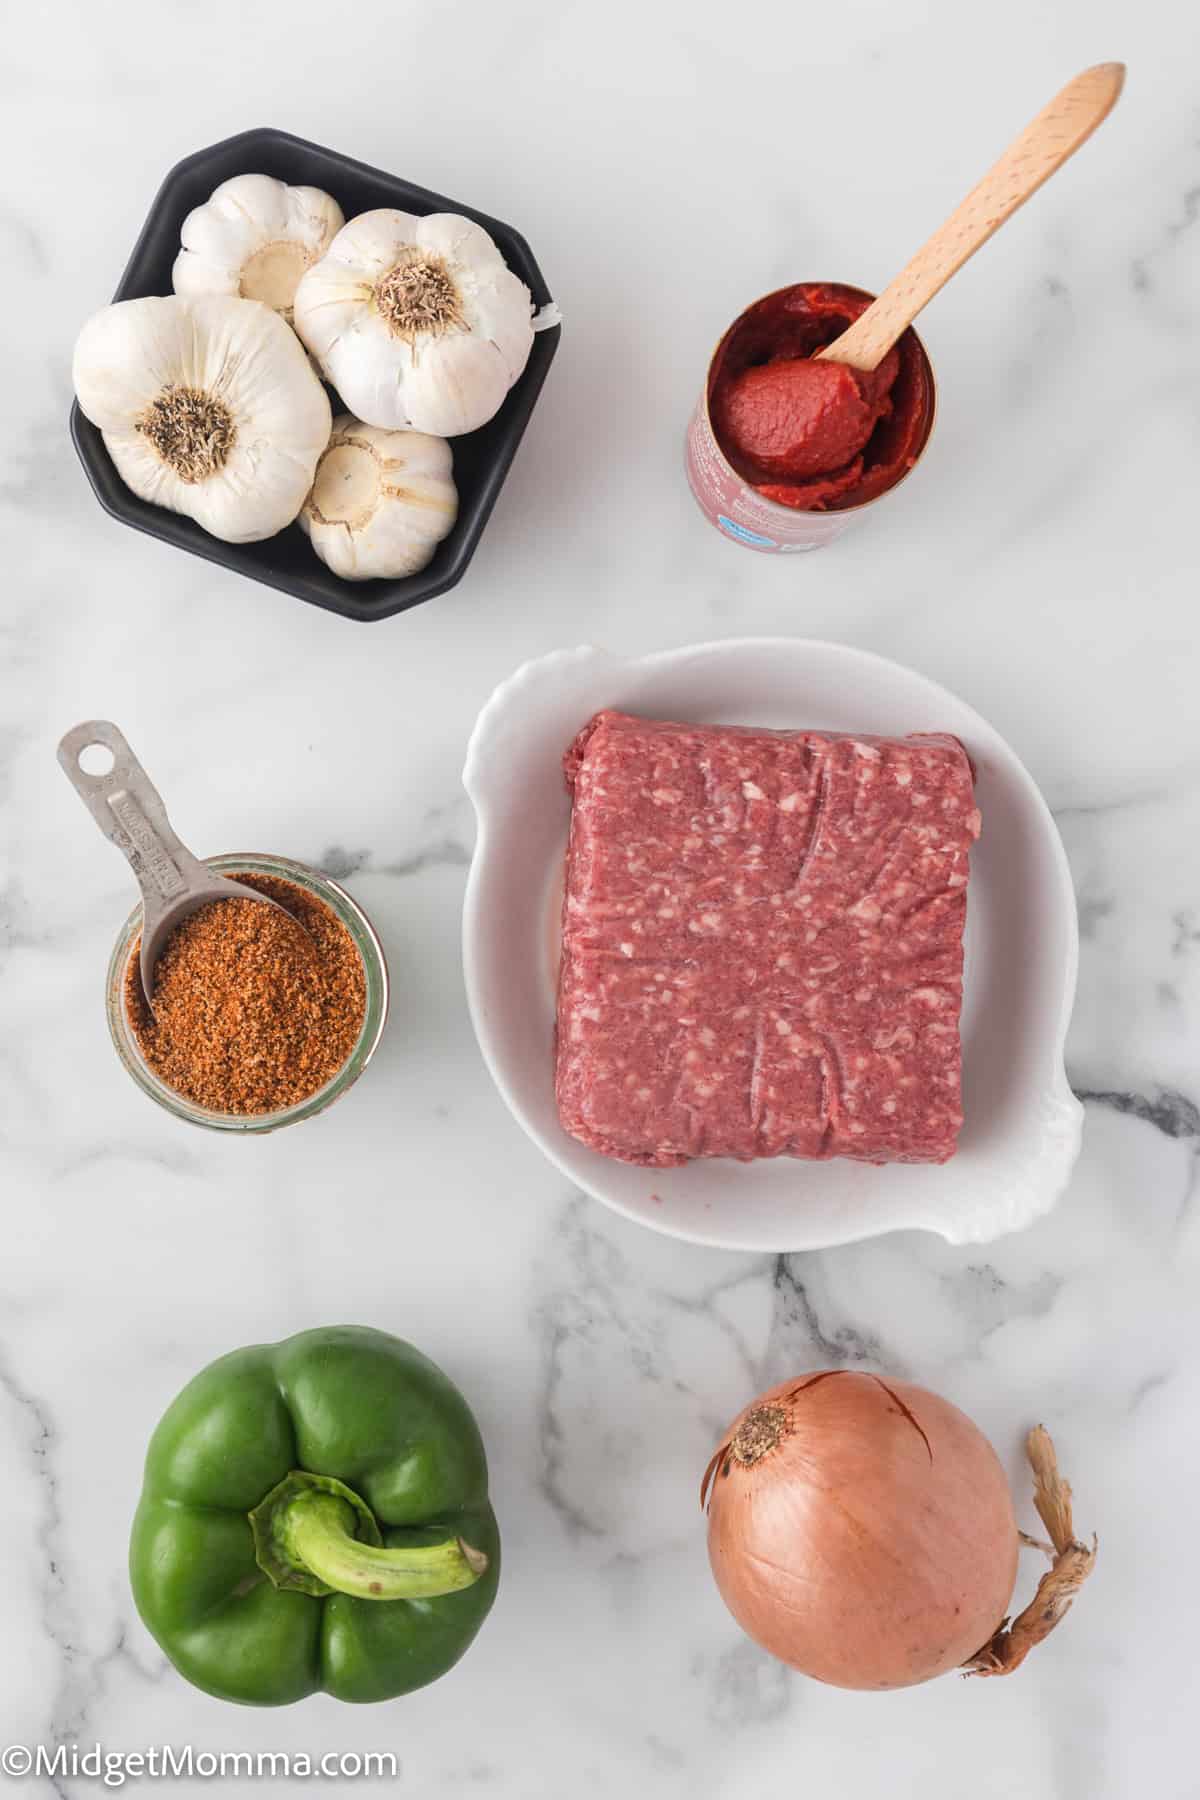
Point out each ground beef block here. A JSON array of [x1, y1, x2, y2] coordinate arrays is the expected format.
[[555, 710, 980, 1168]]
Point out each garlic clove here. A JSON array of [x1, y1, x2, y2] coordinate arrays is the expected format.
[[471, 269, 537, 381], [318, 332, 413, 432], [172, 174, 343, 321], [190, 434, 321, 543], [325, 208, 423, 278], [210, 173, 292, 231], [285, 185, 343, 232], [414, 212, 508, 279], [299, 414, 458, 580], [400, 331, 510, 438], [287, 262, 368, 363], [74, 299, 192, 429], [104, 428, 185, 512], [174, 203, 264, 283]]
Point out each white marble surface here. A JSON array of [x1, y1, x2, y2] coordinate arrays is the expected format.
[[2, 0, 1198, 1793]]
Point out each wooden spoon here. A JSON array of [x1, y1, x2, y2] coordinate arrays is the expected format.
[[817, 63, 1125, 374]]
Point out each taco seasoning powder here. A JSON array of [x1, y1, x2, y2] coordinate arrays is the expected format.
[[124, 873, 367, 1115]]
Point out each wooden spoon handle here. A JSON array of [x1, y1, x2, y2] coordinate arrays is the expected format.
[[817, 62, 1125, 373]]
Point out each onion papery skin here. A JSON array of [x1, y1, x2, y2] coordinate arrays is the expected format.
[[705, 1372, 1019, 1690]]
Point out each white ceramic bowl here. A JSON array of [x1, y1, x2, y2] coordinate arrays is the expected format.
[[462, 640, 1082, 1251]]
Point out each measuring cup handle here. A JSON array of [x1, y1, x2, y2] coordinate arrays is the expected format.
[[56, 720, 210, 922]]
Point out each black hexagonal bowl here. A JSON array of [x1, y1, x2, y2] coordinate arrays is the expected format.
[[69, 127, 560, 622]]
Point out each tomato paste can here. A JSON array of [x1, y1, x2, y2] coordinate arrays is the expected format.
[[685, 282, 936, 552]]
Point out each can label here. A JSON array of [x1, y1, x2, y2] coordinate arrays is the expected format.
[[685, 399, 852, 553]]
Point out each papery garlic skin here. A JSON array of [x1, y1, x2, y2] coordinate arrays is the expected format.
[[73, 295, 331, 543], [293, 211, 534, 437], [172, 174, 344, 322], [298, 414, 458, 580]]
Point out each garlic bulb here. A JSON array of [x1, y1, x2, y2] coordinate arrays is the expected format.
[[173, 174, 344, 322], [293, 211, 535, 437], [73, 295, 331, 543], [299, 415, 457, 580]]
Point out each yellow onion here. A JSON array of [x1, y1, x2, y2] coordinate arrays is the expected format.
[[702, 1371, 1021, 1689]]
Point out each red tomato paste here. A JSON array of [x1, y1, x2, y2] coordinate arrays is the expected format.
[[708, 284, 933, 511]]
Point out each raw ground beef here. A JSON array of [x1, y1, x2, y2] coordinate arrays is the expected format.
[[555, 710, 980, 1168]]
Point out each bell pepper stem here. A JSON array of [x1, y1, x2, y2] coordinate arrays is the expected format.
[[249, 1470, 489, 1602], [285, 1493, 488, 1601]]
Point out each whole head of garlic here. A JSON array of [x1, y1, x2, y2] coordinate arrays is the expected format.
[[298, 415, 458, 580], [172, 174, 344, 323], [73, 294, 331, 544], [293, 211, 535, 438]]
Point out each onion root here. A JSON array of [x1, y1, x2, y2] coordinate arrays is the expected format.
[[963, 1424, 1097, 1677]]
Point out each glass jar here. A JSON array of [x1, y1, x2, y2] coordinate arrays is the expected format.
[[105, 852, 389, 1132]]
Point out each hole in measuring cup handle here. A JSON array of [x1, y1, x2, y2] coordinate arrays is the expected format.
[[78, 743, 116, 776]]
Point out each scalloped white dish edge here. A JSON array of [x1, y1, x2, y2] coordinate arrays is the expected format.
[[463, 640, 1082, 1252]]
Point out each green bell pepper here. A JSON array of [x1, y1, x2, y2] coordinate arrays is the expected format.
[[130, 1326, 499, 1706]]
